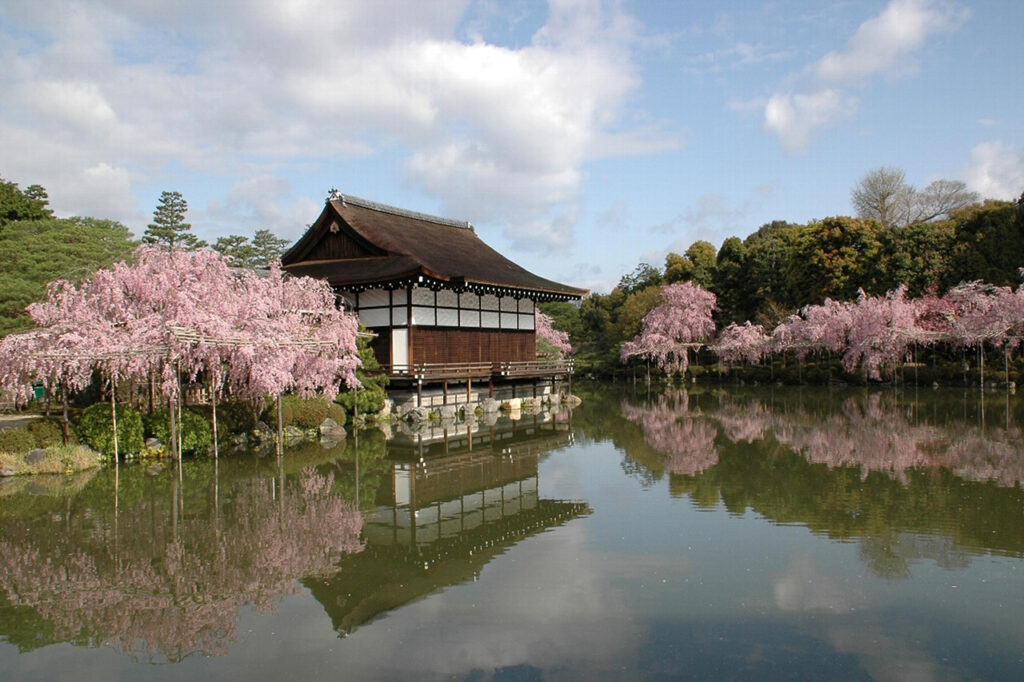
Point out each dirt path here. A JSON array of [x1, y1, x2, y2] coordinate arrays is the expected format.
[[0, 414, 40, 431]]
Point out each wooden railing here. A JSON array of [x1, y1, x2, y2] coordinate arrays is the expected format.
[[384, 360, 573, 382], [411, 362, 494, 382], [498, 359, 574, 378]]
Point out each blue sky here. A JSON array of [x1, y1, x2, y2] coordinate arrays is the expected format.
[[1, 0, 1021, 292]]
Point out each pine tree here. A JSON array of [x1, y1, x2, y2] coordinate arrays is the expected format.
[[143, 191, 206, 250]]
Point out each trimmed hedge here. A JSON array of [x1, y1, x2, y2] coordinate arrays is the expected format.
[[77, 403, 144, 457], [262, 395, 347, 430], [145, 408, 213, 455]]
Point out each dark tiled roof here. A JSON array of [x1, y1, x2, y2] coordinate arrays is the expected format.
[[281, 195, 587, 299]]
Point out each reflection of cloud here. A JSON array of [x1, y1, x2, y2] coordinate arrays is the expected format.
[[774, 553, 857, 613], [334, 523, 642, 677], [774, 553, 954, 681]]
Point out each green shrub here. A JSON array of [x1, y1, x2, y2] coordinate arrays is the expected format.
[[0, 428, 35, 454], [27, 418, 76, 448], [263, 395, 347, 430], [335, 329, 389, 416], [188, 400, 257, 441], [77, 403, 144, 457], [144, 408, 213, 455]]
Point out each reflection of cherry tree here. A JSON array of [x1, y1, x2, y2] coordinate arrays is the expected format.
[[621, 391, 719, 477], [707, 391, 1024, 488], [0, 468, 362, 660]]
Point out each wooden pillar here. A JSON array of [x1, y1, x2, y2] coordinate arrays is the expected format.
[[443, 380, 448, 405]]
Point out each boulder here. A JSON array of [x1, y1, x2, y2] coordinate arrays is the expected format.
[[284, 425, 306, 444], [399, 405, 431, 423], [23, 449, 47, 465], [319, 417, 347, 441], [252, 421, 274, 442], [480, 398, 501, 414]]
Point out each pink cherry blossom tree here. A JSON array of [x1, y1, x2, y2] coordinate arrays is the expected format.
[[535, 309, 572, 359], [621, 282, 717, 374], [842, 286, 921, 380], [713, 321, 769, 369], [0, 247, 362, 453]]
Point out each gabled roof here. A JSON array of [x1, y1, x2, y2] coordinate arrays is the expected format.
[[281, 194, 587, 300]]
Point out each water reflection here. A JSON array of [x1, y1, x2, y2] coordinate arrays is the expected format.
[[306, 414, 591, 636], [0, 453, 363, 660], [616, 386, 1024, 575]]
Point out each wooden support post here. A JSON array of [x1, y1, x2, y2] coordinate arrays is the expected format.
[[443, 380, 448, 405], [276, 392, 283, 457], [467, 377, 472, 403], [417, 380, 423, 407]]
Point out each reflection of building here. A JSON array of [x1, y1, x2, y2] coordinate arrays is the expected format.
[[304, 417, 590, 636]]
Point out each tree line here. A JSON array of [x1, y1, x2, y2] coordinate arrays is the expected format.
[[544, 172, 1024, 378], [1, 179, 292, 336]]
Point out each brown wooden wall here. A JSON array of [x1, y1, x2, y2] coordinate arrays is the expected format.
[[370, 328, 535, 366]]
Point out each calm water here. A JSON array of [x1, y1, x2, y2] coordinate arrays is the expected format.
[[2, 383, 1024, 681]]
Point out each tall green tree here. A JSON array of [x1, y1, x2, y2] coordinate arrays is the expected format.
[[251, 229, 292, 267], [790, 217, 881, 304], [142, 191, 206, 250], [664, 241, 716, 288], [712, 236, 749, 324], [946, 199, 1023, 288], [213, 229, 292, 269], [0, 217, 138, 335], [0, 177, 52, 228]]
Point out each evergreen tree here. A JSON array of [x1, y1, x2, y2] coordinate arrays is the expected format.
[[0, 177, 52, 228], [142, 191, 206, 250]]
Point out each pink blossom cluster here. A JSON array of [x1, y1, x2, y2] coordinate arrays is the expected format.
[[621, 277, 1024, 381], [0, 246, 362, 403], [535, 309, 572, 358], [621, 281, 718, 373]]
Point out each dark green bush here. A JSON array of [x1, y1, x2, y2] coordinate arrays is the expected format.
[[77, 403, 144, 457], [263, 395, 347, 430], [145, 408, 212, 455], [0, 428, 36, 454], [189, 400, 257, 441]]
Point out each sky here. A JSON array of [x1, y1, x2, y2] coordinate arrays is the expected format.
[[1, 0, 1022, 293]]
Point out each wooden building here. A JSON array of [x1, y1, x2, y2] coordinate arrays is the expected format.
[[282, 193, 586, 381]]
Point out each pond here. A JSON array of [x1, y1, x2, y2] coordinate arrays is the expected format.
[[2, 383, 1024, 680]]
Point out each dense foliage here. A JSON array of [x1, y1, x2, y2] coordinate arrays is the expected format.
[[262, 395, 347, 430], [546, 193, 1024, 378], [77, 403, 144, 457], [145, 408, 213, 455], [0, 216, 138, 336]]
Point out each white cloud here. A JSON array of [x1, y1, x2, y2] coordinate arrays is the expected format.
[[763, 89, 858, 154], [0, 0, 674, 250], [815, 0, 967, 84], [963, 142, 1024, 200], [762, 0, 967, 153]]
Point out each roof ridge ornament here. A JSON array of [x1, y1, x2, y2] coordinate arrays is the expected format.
[[329, 190, 472, 230]]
